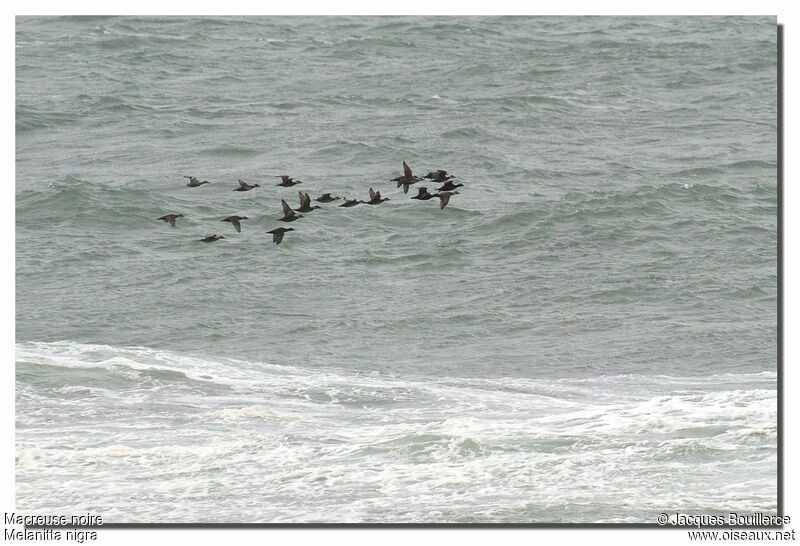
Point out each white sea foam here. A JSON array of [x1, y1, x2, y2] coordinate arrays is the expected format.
[[15, 341, 777, 523]]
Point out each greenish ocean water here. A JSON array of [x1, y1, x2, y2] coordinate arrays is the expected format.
[[15, 16, 777, 523]]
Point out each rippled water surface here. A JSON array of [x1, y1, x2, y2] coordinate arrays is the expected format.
[[16, 16, 777, 523]]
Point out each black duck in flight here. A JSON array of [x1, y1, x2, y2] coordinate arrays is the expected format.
[[221, 215, 248, 233], [276, 175, 302, 187], [280, 199, 303, 222], [315, 193, 340, 203], [184, 176, 210, 187], [234, 180, 260, 191], [297, 192, 321, 213], [157, 214, 183, 227], [267, 227, 294, 245]]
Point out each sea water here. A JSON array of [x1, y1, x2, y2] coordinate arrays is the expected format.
[[15, 16, 778, 523]]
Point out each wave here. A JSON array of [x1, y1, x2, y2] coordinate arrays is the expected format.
[[15, 177, 179, 230], [463, 181, 775, 253], [16, 340, 777, 419], [16, 341, 777, 522], [15, 106, 83, 132], [16, 340, 777, 437]]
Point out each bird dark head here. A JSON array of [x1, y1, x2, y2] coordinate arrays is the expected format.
[[219, 235, 226, 239], [253, 184, 260, 188], [241, 216, 249, 220], [287, 228, 295, 232]]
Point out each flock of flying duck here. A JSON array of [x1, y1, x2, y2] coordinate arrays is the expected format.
[[157, 161, 464, 245]]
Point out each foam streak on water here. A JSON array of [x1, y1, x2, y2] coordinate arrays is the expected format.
[[16, 342, 776, 523]]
